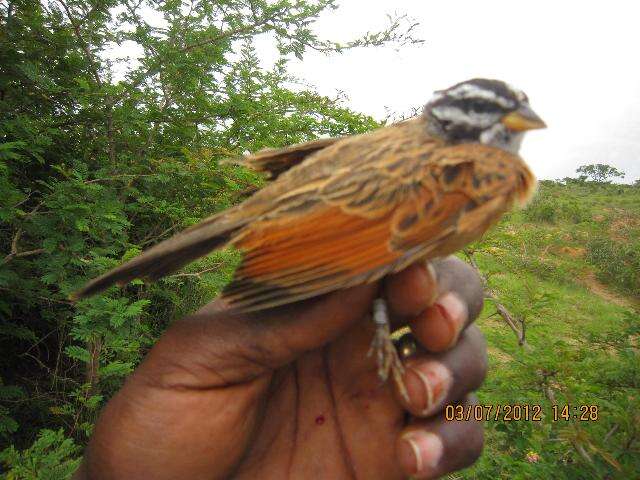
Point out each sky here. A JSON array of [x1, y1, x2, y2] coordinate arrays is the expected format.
[[252, 0, 640, 183]]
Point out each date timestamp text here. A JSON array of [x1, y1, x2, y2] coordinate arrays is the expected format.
[[445, 404, 599, 422]]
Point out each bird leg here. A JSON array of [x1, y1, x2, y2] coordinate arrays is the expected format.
[[368, 298, 409, 402]]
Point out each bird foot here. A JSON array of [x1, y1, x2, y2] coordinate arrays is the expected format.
[[368, 298, 409, 402]]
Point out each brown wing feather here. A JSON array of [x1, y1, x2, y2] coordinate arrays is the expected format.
[[224, 206, 401, 310], [242, 137, 341, 179], [223, 143, 535, 312]]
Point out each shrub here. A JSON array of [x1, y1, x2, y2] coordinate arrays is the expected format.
[[523, 197, 557, 223], [586, 237, 640, 295], [523, 197, 588, 224], [0, 429, 81, 479]]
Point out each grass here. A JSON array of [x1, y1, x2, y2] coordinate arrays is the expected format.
[[457, 181, 640, 479]]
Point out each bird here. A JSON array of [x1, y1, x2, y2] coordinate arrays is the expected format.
[[72, 78, 545, 397]]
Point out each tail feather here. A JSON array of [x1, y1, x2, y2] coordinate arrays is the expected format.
[[70, 213, 243, 300]]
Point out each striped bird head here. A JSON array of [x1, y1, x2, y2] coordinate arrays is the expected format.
[[424, 78, 546, 154]]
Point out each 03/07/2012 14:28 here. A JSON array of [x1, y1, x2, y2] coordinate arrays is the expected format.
[[444, 403, 599, 422]]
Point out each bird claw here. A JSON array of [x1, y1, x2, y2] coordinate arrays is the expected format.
[[368, 298, 409, 402]]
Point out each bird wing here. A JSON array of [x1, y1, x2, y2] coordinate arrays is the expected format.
[[241, 137, 341, 179], [223, 134, 535, 311]]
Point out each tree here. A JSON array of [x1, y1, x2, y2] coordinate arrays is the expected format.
[[576, 164, 625, 183], [0, 0, 420, 458]]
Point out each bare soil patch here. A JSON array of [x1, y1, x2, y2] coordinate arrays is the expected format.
[[580, 271, 637, 309]]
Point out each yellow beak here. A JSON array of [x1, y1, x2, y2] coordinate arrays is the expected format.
[[501, 105, 546, 131]]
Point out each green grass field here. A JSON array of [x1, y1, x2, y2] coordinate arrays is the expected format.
[[456, 181, 639, 479]]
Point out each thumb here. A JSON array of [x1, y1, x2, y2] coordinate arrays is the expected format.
[[138, 283, 378, 388]]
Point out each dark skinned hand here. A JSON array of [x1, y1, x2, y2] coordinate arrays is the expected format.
[[74, 256, 487, 479]]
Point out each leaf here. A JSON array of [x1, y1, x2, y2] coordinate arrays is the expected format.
[[64, 345, 91, 363], [0, 390, 25, 406], [0, 411, 19, 436], [84, 394, 104, 410], [99, 361, 133, 378], [75, 218, 89, 232], [123, 299, 150, 319], [122, 247, 142, 262]]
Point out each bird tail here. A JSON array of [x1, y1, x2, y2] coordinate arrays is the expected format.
[[70, 210, 244, 301]]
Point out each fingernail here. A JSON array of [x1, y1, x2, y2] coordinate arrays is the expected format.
[[399, 431, 444, 476], [407, 362, 452, 415], [424, 262, 438, 305], [434, 292, 468, 349]]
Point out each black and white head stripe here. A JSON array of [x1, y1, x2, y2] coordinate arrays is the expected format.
[[424, 78, 528, 145], [432, 79, 526, 108]]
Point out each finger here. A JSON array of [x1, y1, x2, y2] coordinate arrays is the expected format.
[[395, 326, 487, 417], [404, 257, 484, 351], [385, 256, 483, 328], [428, 256, 484, 325], [384, 262, 438, 319], [396, 395, 484, 479], [142, 283, 377, 387]]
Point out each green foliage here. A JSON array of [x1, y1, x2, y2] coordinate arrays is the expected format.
[[523, 186, 588, 224], [587, 237, 640, 295], [522, 195, 558, 223], [0, 377, 24, 441], [463, 178, 640, 478], [0, 0, 417, 472], [576, 163, 625, 183], [0, 429, 81, 479]]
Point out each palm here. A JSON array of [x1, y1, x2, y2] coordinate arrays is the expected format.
[[230, 320, 404, 479]]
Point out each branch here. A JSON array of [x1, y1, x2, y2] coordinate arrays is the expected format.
[[167, 264, 222, 279], [0, 287, 72, 305], [3, 248, 46, 262], [541, 378, 594, 465], [303, 14, 424, 53], [10, 227, 21, 253], [120, 12, 280, 100], [55, 0, 102, 86], [84, 173, 157, 184], [181, 21, 271, 53], [1, 228, 45, 265], [463, 249, 529, 348], [140, 223, 180, 247], [85, 337, 102, 395], [55, 0, 117, 163], [11, 192, 32, 209], [604, 424, 619, 444]]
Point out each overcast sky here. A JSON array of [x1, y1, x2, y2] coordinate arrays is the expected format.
[[253, 0, 640, 183]]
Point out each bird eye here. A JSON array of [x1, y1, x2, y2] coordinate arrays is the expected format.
[[469, 100, 500, 114]]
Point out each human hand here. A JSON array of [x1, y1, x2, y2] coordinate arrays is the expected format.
[[75, 256, 487, 479]]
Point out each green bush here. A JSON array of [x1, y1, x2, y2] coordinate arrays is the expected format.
[[523, 196, 588, 224], [587, 237, 640, 295], [0, 429, 81, 479], [523, 197, 558, 223], [558, 199, 589, 223]]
